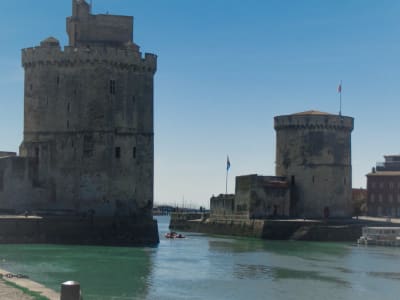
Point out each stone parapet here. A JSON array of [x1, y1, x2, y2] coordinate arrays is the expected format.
[[22, 45, 157, 73], [274, 114, 354, 131]]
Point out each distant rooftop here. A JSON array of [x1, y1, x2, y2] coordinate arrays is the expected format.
[[291, 110, 334, 116], [367, 171, 400, 177]]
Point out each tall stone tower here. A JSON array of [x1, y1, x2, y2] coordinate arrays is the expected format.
[[274, 111, 354, 218], [19, 0, 157, 220]]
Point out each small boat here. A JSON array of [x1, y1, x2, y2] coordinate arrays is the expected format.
[[165, 231, 185, 239], [358, 226, 400, 246]]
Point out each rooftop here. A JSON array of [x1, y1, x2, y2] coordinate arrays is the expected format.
[[367, 171, 400, 177], [291, 110, 335, 116]]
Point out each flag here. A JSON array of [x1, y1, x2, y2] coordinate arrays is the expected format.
[[337, 82, 342, 93], [226, 156, 231, 171]]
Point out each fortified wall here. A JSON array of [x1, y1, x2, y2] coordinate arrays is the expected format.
[[210, 175, 290, 220], [208, 110, 354, 221], [0, 0, 158, 245], [275, 111, 354, 218]]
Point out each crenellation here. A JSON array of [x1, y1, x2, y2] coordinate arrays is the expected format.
[[274, 114, 354, 131], [22, 46, 157, 73]]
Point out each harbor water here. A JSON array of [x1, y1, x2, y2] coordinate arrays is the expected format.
[[0, 216, 399, 299]]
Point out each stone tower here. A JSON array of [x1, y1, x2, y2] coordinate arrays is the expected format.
[[19, 0, 157, 220], [274, 111, 354, 218]]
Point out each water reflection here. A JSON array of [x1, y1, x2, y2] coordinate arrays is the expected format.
[[233, 263, 349, 286], [0, 245, 153, 300]]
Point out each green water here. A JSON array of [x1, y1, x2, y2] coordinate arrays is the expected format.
[[0, 216, 399, 299]]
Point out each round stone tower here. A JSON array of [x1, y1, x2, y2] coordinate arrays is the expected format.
[[19, 0, 157, 219], [274, 110, 354, 218]]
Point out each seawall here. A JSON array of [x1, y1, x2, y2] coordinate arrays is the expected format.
[[0, 216, 159, 246], [169, 213, 393, 242]]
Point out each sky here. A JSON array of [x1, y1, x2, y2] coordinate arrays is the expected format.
[[1, 0, 400, 208]]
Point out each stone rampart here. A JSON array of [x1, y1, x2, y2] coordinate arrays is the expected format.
[[274, 114, 354, 131], [169, 214, 395, 242], [0, 216, 159, 246], [22, 46, 156, 73]]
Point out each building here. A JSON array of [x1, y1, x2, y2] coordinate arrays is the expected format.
[[367, 155, 400, 217], [211, 175, 290, 220], [275, 110, 354, 218], [0, 0, 158, 243], [210, 110, 354, 220]]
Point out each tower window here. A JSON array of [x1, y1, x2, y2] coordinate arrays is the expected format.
[[133, 147, 137, 159], [115, 147, 121, 159], [110, 80, 116, 95]]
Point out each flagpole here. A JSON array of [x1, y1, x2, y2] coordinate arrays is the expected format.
[[339, 80, 342, 116], [225, 169, 228, 195], [225, 156, 230, 195]]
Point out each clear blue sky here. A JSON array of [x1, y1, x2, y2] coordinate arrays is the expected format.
[[1, 0, 400, 208]]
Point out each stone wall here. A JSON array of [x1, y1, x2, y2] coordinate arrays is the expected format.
[[209, 175, 291, 220], [236, 175, 290, 218], [68, 0, 133, 47], [0, 1, 157, 231], [0, 156, 49, 212], [210, 194, 235, 217], [7, 3, 157, 218], [275, 112, 354, 218], [169, 214, 386, 242], [0, 216, 159, 246]]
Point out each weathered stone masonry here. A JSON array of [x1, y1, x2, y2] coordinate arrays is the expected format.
[[209, 111, 354, 220], [0, 0, 158, 237]]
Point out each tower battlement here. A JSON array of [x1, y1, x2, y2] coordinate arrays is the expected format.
[[274, 111, 353, 131], [22, 43, 157, 73]]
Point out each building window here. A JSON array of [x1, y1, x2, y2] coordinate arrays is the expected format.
[[380, 182, 384, 189], [67, 120, 70, 129], [57, 76, 60, 86], [390, 182, 394, 189], [110, 80, 116, 95], [379, 194, 383, 203], [30, 84, 33, 91], [372, 182, 376, 189], [370, 194, 375, 203], [312, 176, 315, 184], [389, 194, 393, 203], [35, 147, 39, 158], [133, 147, 137, 159], [115, 147, 121, 159], [67, 103, 71, 113]]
